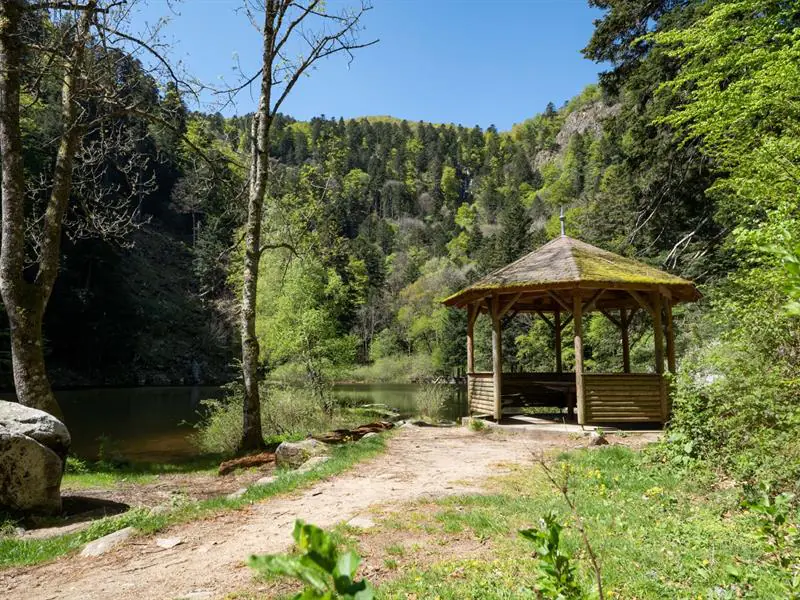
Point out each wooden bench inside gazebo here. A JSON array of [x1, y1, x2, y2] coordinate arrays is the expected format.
[[442, 234, 700, 425]]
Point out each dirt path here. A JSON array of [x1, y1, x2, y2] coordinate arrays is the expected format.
[[2, 426, 583, 600]]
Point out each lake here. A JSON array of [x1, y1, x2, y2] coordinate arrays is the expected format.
[[32, 383, 466, 462]]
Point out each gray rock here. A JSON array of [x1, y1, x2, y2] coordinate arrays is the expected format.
[[0, 400, 70, 460], [226, 488, 248, 500], [588, 431, 609, 446], [276, 439, 329, 469], [0, 426, 64, 514], [155, 537, 183, 549], [175, 591, 214, 600], [254, 475, 276, 487], [361, 432, 378, 440], [347, 515, 376, 529], [80, 526, 135, 557], [296, 455, 330, 473]]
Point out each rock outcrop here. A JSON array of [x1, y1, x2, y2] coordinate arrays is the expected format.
[[0, 400, 70, 514]]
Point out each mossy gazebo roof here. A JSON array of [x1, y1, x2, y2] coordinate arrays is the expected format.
[[442, 234, 701, 425], [443, 236, 700, 311]]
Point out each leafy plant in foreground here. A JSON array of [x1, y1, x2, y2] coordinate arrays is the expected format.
[[520, 512, 591, 600], [745, 486, 800, 598], [248, 520, 373, 599]]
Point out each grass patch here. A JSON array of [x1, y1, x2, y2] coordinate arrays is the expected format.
[[374, 447, 788, 599], [62, 455, 222, 489], [0, 434, 388, 570]]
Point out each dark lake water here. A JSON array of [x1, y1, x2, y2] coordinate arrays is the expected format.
[[15, 384, 466, 462]]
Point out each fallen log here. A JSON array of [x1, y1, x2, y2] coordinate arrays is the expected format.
[[218, 452, 276, 476]]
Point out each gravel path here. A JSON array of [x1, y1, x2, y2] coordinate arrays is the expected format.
[[2, 426, 570, 600]]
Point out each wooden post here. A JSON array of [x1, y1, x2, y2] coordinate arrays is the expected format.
[[652, 293, 665, 375], [491, 297, 503, 422], [466, 303, 476, 412], [621, 308, 631, 374], [652, 293, 667, 422], [573, 293, 585, 425], [554, 310, 563, 373], [665, 302, 676, 374], [466, 303, 476, 374]]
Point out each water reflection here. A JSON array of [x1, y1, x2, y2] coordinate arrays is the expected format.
[[2, 383, 467, 462]]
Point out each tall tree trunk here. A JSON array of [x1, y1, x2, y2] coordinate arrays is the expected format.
[[0, 0, 91, 419], [240, 115, 267, 451], [239, 4, 277, 452]]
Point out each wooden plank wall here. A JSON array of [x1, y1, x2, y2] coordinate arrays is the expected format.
[[583, 374, 664, 423], [468, 373, 494, 415]]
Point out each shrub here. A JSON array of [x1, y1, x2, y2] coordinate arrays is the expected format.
[[467, 417, 486, 432], [345, 353, 436, 383], [193, 383, 366, 455], [414, 384, 448, 422]]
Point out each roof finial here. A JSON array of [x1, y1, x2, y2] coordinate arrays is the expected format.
[[559, 206, 566, 237]]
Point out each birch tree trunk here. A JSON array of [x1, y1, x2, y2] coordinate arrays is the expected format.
[[236, 0, 373, 452]]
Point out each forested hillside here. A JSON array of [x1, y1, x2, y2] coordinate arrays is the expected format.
[[15, 81, 719, 388]]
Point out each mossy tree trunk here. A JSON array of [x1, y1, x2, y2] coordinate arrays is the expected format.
[[0, 1, 92, 419]]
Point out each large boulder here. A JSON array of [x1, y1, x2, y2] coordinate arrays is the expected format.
[[0, 400, 70, 461], [0, 401, 71, 514], [275, 438, 328, 470], [0, 426, 64, 513]]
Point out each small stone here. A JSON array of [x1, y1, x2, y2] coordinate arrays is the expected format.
[[226, 488, 248, 500], [296, 456, 330, 473], [155, 537, 182, 549], [80, 526, 135, 557], [361, 432, 378, 440], [175, 590, 214, 599], [254, 476, 276, 487], [347, 515, 375, 529], [588, 431, 608, 446]]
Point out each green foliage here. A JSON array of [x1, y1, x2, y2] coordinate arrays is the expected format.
[[413, 384, 448, 422], [641, 0, 800, 493], [467, 417, 486, 432], [520, 513, 591, 600], [744, 486, 800, 596], [257, 255, 358, 395], [248, 520, 374, 599], [192, 383, 366, 455]]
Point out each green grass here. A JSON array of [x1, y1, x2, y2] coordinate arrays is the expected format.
[[374, 447, 788, 599], [0, 434, 388, 570]]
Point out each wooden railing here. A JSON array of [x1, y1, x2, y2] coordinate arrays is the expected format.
[[583, 373, 665, 423], [467, 372, 494, 415], [468, 372, 666, 423]]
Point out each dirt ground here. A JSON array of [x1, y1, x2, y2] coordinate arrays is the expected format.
[[1, 426, 653, 600]]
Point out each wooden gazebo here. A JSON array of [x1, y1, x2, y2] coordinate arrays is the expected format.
[[442, 235, 700, 425]]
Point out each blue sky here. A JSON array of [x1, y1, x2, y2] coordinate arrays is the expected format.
[[131, 1, 605, 130]]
